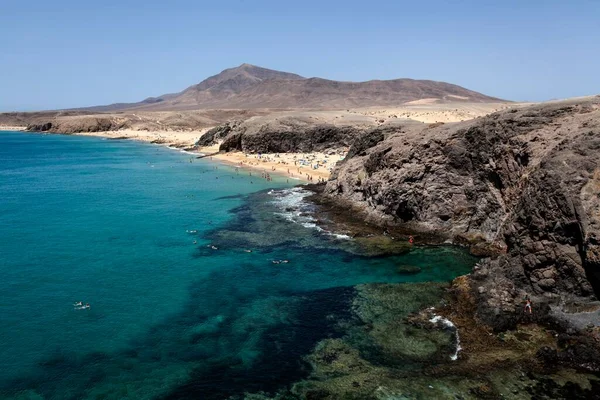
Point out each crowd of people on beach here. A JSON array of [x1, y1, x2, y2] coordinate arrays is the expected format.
[[232, 151, 346, 182]]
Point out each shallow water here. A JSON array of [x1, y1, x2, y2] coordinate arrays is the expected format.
[[0, 131, 477, 399]]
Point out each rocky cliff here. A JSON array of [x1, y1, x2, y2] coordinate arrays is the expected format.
[[18, 109, 264, 134], [198, 116, 364, 153], [323, 96, 600, 331]]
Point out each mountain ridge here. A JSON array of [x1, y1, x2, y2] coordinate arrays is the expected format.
[[76, 63, 506, 112]]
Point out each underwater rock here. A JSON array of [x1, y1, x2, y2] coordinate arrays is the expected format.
[[396, 264, 422, 275], [243, 280, 600, 399], [352, 235, 412, 257]]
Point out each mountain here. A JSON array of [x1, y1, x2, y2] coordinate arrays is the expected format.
[[80, 64, 505, 112]]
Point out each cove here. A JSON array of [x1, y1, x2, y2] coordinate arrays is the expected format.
[[0, 131, 477, 399]]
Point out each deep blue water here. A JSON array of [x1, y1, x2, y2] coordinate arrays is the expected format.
[[0, 131, 476, 399]]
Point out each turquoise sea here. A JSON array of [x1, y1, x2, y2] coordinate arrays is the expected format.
[[0, 131, 476, 399]]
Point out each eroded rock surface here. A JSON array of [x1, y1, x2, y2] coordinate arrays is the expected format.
[[323, 97, 600, 330], [198, 115, 364, 154]]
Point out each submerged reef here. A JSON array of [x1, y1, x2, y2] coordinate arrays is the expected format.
[[241, 281, 600, 400]]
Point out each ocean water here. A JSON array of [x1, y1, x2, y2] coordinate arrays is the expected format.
[[0, 131, 477, 399]]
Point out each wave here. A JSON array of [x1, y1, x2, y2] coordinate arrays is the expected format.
[[164, 146, 196, 156], [429, 314, 461, 361], [268, 188, 350, 240]]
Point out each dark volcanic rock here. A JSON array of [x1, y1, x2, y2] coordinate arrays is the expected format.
[[195, 121, 241, 146], [537, 333, 600, 373], [28, 122, 53, 132], [27, 116, 129, 133], [198, 117, 363, 154], [231, 124, 359, 153], [323, 97, 600, 331]]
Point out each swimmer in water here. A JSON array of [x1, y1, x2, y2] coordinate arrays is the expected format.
[[74, 301, 82, 307], [244, 249, 252, 253]]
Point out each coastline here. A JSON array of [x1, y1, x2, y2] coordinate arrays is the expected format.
[[9, 128, 343, 183], [71, 128, 208, 149], [198, 145, 345, 183], [0, 125, 27, 131], [5, 102, 600, 398], [73, 129, 345, 182], [78, 130, 343, 183]]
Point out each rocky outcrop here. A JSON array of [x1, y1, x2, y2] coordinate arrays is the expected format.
[[195, 121, 241, 146], [323, 97, 600, 331], [198, 116, 363, 153], [27, 116, 130, 133]]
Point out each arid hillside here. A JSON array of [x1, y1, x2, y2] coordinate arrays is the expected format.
[[68, 63, 507, 112]]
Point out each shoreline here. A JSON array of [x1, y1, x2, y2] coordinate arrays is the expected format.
[[196, 148, 307, 183], [71, 128, 208, 149], [9, 128, 343, 183], [0, 125, 27, 131], [80, 130, 344, 183], [198, 145, 345, 183]]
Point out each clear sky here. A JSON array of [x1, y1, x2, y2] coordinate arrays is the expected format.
[[1, 0, 599, 111]]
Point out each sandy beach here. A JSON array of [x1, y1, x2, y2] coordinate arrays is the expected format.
[[47, 129, 339, 183], [0, 125, 27, 131], [73, 131, 343, 182], [2, 125, 337, 182], [3, 102, 518, 183], [198, 144, 346, 183], [72, 129, 208, 148]]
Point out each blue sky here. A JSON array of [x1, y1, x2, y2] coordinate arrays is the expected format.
[[1, 0, 599, 111]]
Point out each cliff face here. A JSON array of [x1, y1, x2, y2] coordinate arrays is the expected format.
[[324, 97, 600, 329], [26, 116, 130, 133], [199, 116, 363, 153], [21, 110, 265, 134]]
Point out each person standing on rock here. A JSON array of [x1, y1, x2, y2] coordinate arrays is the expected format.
[[524, 296, 532, 314]]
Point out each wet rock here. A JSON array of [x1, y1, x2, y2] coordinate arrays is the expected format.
[[352, 235, 412, 257], [553, 334, 600, 372]]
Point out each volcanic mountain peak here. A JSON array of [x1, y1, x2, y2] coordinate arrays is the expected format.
[[75, 64, 505, 112], [189, 63, 305, 93]]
